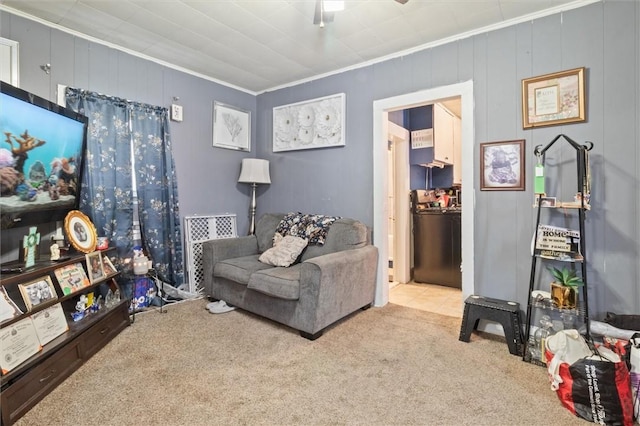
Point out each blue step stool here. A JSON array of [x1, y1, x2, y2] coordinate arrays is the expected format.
[[459, 295, 523, 356]]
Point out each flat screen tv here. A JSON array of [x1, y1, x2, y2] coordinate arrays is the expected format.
[[0, 82, 88, 230]]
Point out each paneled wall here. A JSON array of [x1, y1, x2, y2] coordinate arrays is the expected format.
[[0, 12, 257, 261], [2, 1, 638, 317], [256, 1, 639, 317]]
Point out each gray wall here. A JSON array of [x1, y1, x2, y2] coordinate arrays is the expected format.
[[0, 12, 258, 261], [255, 0, 639, 318], [2, 1, 639, 319]]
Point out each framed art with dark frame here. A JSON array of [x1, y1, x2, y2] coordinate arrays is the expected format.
[[212, 101, 251, 151], [480, 140, 525, 191], [522, 67, 586, 129], [86, 251, 105, 284]]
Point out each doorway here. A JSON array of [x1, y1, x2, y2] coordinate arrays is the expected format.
[[372, 81, 475, 307], [387, 121, 410, 285]]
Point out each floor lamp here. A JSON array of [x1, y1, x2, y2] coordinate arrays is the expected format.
[[238, 158, 271, 235]]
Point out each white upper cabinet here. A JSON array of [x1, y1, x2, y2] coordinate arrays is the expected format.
[[452, 115, 462, 185], [433, 103, 454, 165]]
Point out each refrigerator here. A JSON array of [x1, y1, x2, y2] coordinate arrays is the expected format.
[[413, 210, 462, 288]]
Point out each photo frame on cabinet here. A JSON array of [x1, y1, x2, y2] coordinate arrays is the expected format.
[[522, 67, 586, 129], [273, 93, 345, 152], [18, 276, 57, 311], [0, 286, 23, 323], [102, 255, 117, 276], [54, 262, 90, 296], [64, 210, 97, 253], [212, 102, 251, 151], [480, 140, 525, 191], [86, 251, 105, 284], [533, 195, 557, 208]]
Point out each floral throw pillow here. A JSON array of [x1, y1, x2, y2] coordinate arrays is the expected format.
[[259, 236, 308, 267], [274, 212, 340, 246]]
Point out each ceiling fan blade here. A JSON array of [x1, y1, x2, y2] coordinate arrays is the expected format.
[[395, 0, 409, 4], [313, 0, 335, 25]]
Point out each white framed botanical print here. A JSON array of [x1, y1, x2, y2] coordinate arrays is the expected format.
[[213, 102, 250, 151]]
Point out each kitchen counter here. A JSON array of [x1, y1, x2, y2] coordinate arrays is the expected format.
[[414, 207, 462, 214]]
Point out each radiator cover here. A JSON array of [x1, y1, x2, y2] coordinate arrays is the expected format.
[[184, 214, 237, 293]]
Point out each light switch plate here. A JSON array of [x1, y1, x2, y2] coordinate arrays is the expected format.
[[171, 104, 183, 122]]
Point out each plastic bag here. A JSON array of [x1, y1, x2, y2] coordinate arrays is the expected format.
[[546, 330, 634, 425], [625, 333, 640, 423]]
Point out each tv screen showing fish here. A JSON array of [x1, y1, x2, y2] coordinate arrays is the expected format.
[[0, 82, 88, 230]]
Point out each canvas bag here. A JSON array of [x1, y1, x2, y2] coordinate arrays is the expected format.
[[546, 330, 634, 425]]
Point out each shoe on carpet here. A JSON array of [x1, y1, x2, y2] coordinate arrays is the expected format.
[[206, 300, 224, 310], [207, 300, 236, 314]]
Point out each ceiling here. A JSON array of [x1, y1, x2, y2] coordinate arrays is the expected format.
[[1, 0, 589, 94]]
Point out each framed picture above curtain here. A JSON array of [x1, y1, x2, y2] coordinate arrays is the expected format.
[[480, 140, 525, 191], [213, 102, 250, 151], [273, 93, 345, 152]]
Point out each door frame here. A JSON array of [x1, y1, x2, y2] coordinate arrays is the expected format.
[[387, 122, 410, 284], [372, 80, 475, 306]]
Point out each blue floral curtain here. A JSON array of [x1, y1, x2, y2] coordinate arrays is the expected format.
[[65, 88, 184, 286], [130, 102, 183, 285]]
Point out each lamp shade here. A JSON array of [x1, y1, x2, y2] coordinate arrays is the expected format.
[[238, 158, 271, 184]]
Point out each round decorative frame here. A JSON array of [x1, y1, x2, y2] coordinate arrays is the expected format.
[[64, 210, 97, 253]]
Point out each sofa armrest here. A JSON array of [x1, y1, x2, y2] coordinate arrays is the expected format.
[[202, 236, 259, 294], [299, 245, 379, 332]]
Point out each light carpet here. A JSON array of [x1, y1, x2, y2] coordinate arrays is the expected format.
[[15, 299, 585, 425]]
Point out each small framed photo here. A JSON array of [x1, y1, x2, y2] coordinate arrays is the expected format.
[[534, 196, 557, 208], [480, 140, 525, 191], [86, 251, 105, 284], [54, 262, 90, 296], [102, 255, 117, 276], [522, 67, 586, 129], [212, 101, 250, 151], [19, 276, 57, 311]]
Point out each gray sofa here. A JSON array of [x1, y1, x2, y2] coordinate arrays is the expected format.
[[202, 213, 379, 339]]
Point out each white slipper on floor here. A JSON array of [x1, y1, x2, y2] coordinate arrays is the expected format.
[[208, 300, 236, 314], [206, 300, 224, 310]]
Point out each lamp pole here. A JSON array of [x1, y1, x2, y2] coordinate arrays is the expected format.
[[248, 182, 258, 235]]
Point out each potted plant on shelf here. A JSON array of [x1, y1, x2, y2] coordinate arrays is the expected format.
[[548, 266, 584, 309]]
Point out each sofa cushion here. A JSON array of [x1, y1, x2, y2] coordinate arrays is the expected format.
[[300, 218, 369, 262], [247, 265, 302, 300], [255, 213, 285, 253], [259, 236, 308, 267], [214, 255, 272, 285]]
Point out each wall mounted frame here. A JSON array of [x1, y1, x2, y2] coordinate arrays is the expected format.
[[480, 139, 525, 191], [273, 93, 345, 152], [522, 67, 586, 129], [213, 102, 250, 151]]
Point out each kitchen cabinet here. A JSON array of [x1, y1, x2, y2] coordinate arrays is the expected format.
[[433, 103, 454, 165], [452, 115, 462, 185]]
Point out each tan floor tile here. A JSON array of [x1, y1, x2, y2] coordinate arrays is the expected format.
[[390, 281, 463, 318]]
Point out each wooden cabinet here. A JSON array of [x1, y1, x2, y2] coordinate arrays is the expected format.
[[0, 250, 130, 425]]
